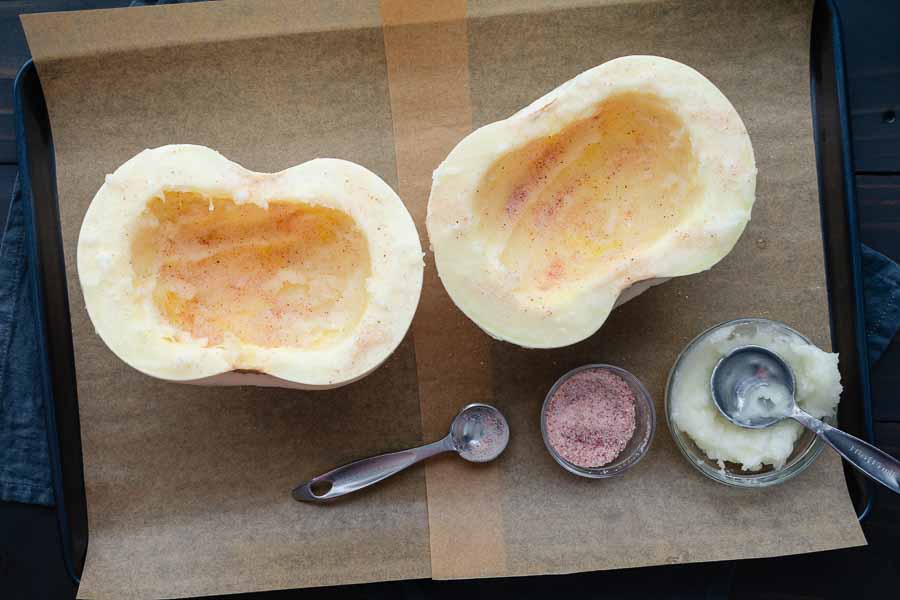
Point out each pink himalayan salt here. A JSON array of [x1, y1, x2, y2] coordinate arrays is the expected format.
[[545, 369, 637, 468]]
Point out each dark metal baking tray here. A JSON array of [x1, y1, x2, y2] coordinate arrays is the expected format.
[[11, 0, 873, 586], [811, 0, 876, 520]]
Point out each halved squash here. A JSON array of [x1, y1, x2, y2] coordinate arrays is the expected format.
[[78, 145, 423, 388], [427, 56, 756, 348]]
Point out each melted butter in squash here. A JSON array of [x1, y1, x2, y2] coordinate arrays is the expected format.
[[131, 191, 370, 349], [474, 92, 700, 292]]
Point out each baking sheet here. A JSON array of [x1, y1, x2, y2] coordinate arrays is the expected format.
[[22, 0, 865, 597]]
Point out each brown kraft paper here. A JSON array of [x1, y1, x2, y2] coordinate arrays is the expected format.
[[21, 0, 865, 597]]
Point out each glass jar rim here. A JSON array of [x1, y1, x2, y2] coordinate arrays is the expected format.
[[541, 363, 657, 479], [664, 317, 827, 488]]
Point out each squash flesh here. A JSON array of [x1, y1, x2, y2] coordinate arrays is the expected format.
[[474, 92, 698, 297], [428, 57, 757, 349], [131, 191, 370, 349]]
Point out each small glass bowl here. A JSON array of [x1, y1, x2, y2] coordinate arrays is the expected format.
[[665, 318, 827, 488], [541, 364, 656, 478]]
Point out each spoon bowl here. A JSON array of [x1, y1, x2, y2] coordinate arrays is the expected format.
[[452, 403, 510, 462], [711, 344, 900, 495], [711, 345, 797, 428]]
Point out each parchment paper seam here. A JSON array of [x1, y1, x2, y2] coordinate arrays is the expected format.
[[380, 0, 508, 578]]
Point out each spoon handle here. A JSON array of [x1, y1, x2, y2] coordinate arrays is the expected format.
[[792, 409, 900, 494], [292, 435, 454, 502]]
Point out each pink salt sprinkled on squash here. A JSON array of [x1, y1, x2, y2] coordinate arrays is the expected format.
[[545, 368, 637, 468]]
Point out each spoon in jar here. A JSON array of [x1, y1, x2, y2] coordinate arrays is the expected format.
[[711, 345, 900, 494], [292, 403, 509, 502]]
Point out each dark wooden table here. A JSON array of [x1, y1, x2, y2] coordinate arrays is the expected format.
[[1, 1, 898, 598]]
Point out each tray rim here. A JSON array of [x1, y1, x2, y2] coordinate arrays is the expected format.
[[810, 0, 876, 520], [14, 58, 88, 585], [11, 0, 874, 585]]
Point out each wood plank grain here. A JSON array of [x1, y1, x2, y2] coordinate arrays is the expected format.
[[870, 337, 900, 421], [837, 0, 900, 172], [868, 423, 900, 544], [858, 175, 900, 259]]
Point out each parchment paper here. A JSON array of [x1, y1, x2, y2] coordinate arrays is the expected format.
[[22, 0, 865, 597]]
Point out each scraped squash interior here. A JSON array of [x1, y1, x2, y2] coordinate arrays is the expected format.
[[130, 191, 371, 350], [474, 92, 699, 293], [428, 56, 756, 348]]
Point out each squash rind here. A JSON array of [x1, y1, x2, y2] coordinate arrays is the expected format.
[[78, 145, 424, 388]]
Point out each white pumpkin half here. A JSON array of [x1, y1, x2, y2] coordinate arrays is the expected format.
[[427, 56, 757, 348], [78, 145, 423, 388]]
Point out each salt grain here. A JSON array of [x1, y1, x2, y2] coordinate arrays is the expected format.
[[545, 368, 637, 468]]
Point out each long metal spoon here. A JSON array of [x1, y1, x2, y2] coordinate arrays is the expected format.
[[711, 345, 900, 494], [292, 403, 509, 502]]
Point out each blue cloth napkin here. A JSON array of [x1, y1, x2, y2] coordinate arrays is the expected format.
[[0, 175, 53, 506], [861, 244, 900, 365], [0, 0, 207, 510]]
